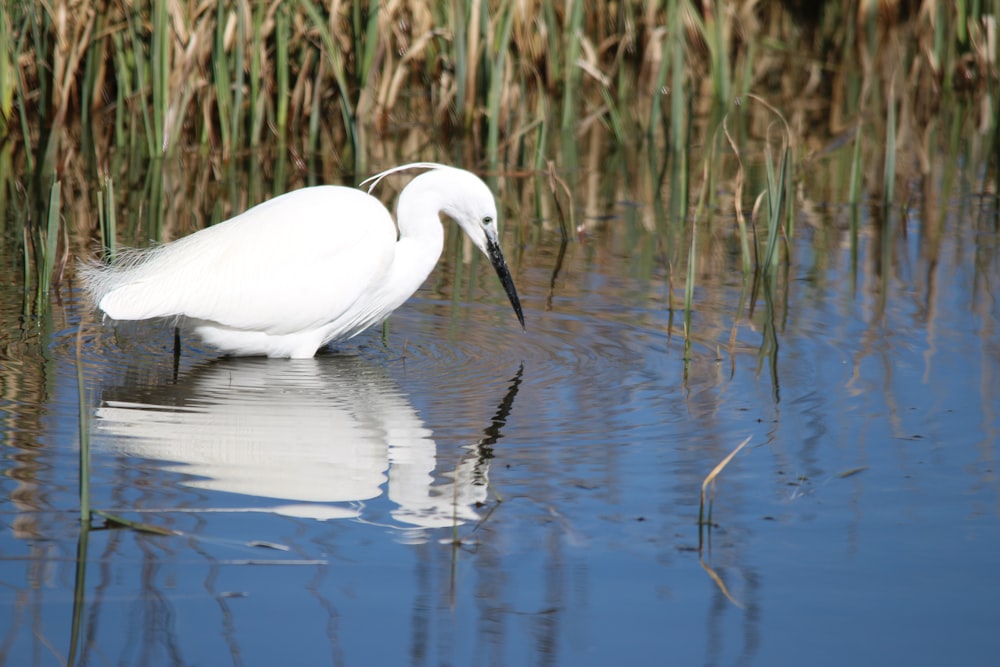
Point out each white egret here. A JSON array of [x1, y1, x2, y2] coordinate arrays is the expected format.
[[80, 162, 524, 358]]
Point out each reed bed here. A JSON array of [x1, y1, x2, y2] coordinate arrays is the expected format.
[[0, 0, 996, 308], [3, 1, 994, 165]]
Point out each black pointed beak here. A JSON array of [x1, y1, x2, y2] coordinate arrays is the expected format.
[[486, 236, 525, 329]]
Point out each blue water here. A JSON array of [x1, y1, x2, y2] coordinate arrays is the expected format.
[[1, 178, 998, 666]]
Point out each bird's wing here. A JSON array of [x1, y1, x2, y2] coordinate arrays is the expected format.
[[98, 186, 398, 335]]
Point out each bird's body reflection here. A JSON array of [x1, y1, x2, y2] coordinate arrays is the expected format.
[[93, 356, 521, 530]]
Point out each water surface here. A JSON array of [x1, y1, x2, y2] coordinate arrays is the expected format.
[[1, 159, 998, 666]]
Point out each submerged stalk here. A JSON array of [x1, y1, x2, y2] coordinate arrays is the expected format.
[[75, 320, 90, 525]]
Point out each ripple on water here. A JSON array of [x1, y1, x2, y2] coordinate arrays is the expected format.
[[372, 299, 699, 451], [45, 289, 695, 452], [389, 298, 679, 382]]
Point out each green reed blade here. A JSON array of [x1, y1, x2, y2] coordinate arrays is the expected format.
[[21, 225, 30, 319], [11, 16, 33, 172], [0, 142, 10, 242], [541, 0, 561, 84], [297, 0, 358, 165], [649, 28, 668, 144], [722, 114, 752, 274], [75, 320, 90, 524], [683, 204, 698, 363], [36, 179, 61, 309], [231, 3, 246, 152], [79, 6, 109, 164], [666, 2, 692, 224], [308, 58, 324, 170], [354, 0, 380, 89], [670, 1, 686, 155], [103, 177, 117, 260], [709, 0, 730, 105], [451, 0, 468, 123], [682, 107, 725, 356], [743, 95, 791, 274], [26, 4, 50, 123], [560, 0, 584, 134], [784, 142, 795, 241], [487, 3, 516, 170], [96, 188, 105, 252], [250, 1, 265, 146], [151, 0, 168, 153], [596, 80, 625, 145], [144, 155, 166, 242], [123, 6, 155, 155], [92, 510, 177, 536], [761, 141, 782, 273], [110, 30, 128, 150], [848, 121, 863, 206], [533, 95, 548, 173], [213, 2, 232, 154], [685, 0, 729, 106], [275, 3, 289, 136], [737, 37, 754, 101], [956, 0, 968, 45]]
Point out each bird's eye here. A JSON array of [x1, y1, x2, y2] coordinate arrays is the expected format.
[[482, 216, 493, 227]]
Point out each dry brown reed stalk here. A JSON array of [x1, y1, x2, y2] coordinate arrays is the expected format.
[[699, 435, 751, 527], [4, 1, 993, 169]]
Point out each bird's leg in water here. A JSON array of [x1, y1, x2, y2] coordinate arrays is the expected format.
[[381, 319, 390, 348], [172, 326, 181, 382]]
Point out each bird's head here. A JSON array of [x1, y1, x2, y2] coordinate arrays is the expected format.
[[380, 165, 524, 329], [434, 168, 501, 257]]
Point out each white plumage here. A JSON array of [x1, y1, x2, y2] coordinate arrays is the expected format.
[[80, 163, 524, 358]]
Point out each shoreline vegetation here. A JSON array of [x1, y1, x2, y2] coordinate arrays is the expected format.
[[0, 0, 997, 314]]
